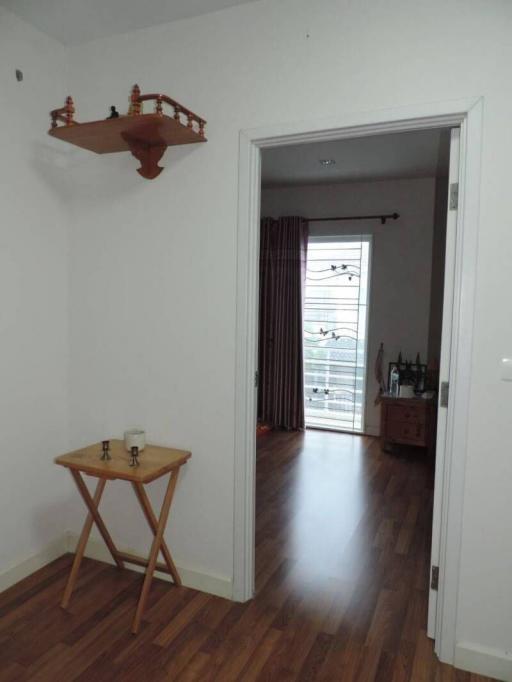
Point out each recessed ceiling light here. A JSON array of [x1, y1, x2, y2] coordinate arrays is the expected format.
[[319, 159, 336, 167]]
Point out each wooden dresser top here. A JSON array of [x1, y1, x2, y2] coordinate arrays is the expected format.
[[381, 395, 436, 407]]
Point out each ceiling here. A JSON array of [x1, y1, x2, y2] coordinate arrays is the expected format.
[[262, 129, 450, 188], [0, 0, 258, 45]]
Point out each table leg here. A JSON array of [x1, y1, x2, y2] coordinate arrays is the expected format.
[[131, 481, 182, 586], [61, 477, 106, 609], [70, 470, 124, 570], [131, 469, 180, 634]]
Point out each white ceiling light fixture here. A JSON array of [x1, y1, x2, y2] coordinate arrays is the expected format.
[[261, 129, 448, 188]]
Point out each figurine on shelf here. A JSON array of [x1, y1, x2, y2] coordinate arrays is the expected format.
[[107, 106, 119, 119], [100, 440, 111, 461], [129, 446, 140, 467]]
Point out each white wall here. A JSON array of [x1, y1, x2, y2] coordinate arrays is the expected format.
[[63, 0, 512, 663], [262, 178, 436, 435], [0, 9, 72, 575], [2, 0, 511, 674]]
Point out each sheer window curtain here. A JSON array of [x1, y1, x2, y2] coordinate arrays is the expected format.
[[258, 216, 308, 430]]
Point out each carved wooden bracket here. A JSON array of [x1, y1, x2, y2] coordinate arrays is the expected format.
[[123, 135, 166, 179]]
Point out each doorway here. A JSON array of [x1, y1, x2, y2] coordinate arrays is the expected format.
[[234, 99, 482, 665], [257, 123, 456, 632]]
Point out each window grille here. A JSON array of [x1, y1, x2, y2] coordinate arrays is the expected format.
[[304, 236, 371, 432]]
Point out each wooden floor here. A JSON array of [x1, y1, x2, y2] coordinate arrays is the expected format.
[[0, 430, 496, 681]]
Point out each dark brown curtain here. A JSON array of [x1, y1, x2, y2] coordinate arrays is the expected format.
[[258, 216, 308, 430]]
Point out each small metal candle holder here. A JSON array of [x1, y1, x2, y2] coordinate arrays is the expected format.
[[100, 440, 111, 461], [129, 446, 140, 467]]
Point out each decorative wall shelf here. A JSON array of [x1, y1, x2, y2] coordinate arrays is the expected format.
[[48, 85, 207, 179]]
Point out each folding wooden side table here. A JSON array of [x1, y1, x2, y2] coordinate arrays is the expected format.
[[55, 439, 191, 634]]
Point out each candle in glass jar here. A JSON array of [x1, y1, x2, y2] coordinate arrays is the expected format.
[[124, 429, 146, 452]]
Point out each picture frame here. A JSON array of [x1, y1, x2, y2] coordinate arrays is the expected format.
[[387, 361, 428, 394]]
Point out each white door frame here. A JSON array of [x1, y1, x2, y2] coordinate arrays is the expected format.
[[233, 97, 483, 665], [427, 128, 460, 640]]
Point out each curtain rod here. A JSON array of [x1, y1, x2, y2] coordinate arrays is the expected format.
[[307, 212, 399, 225]]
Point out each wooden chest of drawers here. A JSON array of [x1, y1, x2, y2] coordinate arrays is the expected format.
[[380, 396, 436, 455]]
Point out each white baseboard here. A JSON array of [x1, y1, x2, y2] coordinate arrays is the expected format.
[[0, 533, 232, 602], [455, 641, 512, 681], [0, 534, 70, 593], [66, 533, 233, 600]]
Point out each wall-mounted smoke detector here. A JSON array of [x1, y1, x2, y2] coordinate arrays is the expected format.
[[319, 158, 336, 167]]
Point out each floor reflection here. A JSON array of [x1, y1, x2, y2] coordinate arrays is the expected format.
[[256, 428, 434, 601]]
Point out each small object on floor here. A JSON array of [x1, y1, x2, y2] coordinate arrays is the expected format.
[[129, 446, 140, 467], [256, 423, 272, 437], [107, 105, 119, 119], [100, 440, 111, 461]]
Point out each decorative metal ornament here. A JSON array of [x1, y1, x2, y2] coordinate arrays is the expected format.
[[129, 446, 140, 467], [100, 440, 111, 461]]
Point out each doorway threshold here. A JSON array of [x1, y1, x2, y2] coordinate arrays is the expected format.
[[305, 425, 364, 436]]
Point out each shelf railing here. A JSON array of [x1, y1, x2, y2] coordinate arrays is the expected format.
[[49, 84, 207, 139]]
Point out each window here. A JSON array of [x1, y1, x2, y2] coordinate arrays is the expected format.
[[303, 236, 371, 432]]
